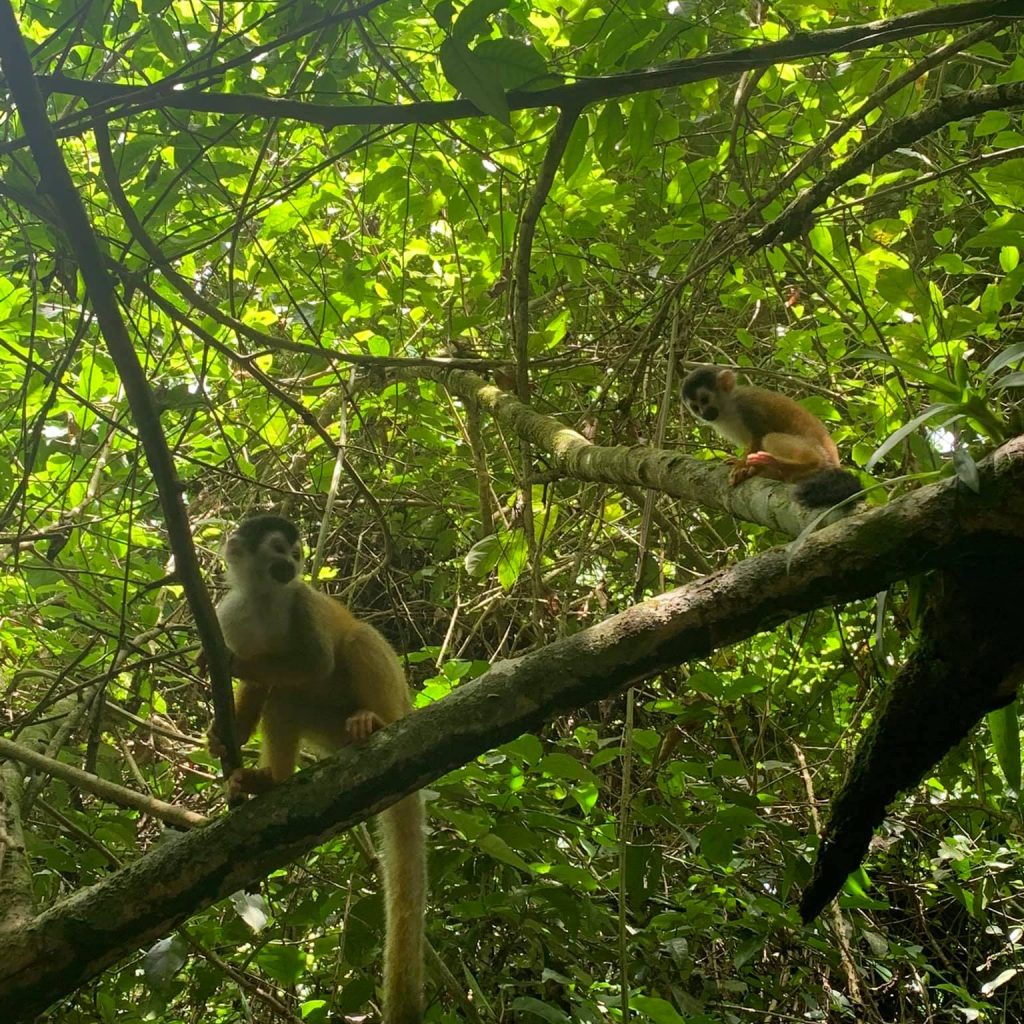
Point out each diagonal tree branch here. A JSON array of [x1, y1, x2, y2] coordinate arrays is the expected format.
[[0, 737, 207, 831], [1, 436, 1022, 1021], [0, 3, 239, 774], [754, 80, 1024, 248], [22, 1, 1024, 141]]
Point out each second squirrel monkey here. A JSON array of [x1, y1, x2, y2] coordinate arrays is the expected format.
[[682, 366, 860, 508], [206, 516, 424, 1024]]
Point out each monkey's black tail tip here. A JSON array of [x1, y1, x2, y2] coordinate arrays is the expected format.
[[796, 468, 861, 509]]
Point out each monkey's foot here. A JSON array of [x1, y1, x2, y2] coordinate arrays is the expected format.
[[346, 709, 386, 742], [227, 767, 274, 800], [744, 451, 780, 467], [729, 451, 777, 485], [728, 459, 756, 485]]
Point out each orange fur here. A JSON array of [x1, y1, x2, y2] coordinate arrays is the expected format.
[[682, 366, 859, 508], [208, 516, 425, 1023]]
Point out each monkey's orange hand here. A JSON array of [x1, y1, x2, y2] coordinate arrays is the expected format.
[[346, 709, 386, 743], [197, 649, 236, 679]]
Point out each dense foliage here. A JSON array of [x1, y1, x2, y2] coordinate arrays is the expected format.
[[2, 0, 1024, 1021]]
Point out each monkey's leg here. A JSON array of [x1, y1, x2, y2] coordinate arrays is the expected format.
[[260, 693, 303, 783], [344, 623, 412, 726], [226, 693, 303, 799], [732, 433, 826, 484], [233, 680, 269, 746], [207, 680, 269, 759]]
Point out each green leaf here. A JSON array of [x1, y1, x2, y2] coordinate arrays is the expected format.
[[995, 371, 1024, 389], [439, 37, 510, 125], [496, 528, 529, 589], [464, 534, 501, 577], [560, 114, 589, 182], [965, 213, 1024, 249], [474, 38, 547, 91], [988, 703, 1021, 791], [952, 448, 980, 493], [594, 101, 625, 168], [258, 943, 306, 986], [508, 998, 571, 1023], [432, 0, 454, 29], [476, 832, 532, 871], [700, 822, 735, 866], [452, 0, 506, 41], [865, 403, 960, 470], [148, 17, 178, 60], [539, 752, 597, 783], [630, 995, 686, 1024], [975, 110, 1011, 137], [986, 343, 1024, 376], [502, 733, 543, 765]]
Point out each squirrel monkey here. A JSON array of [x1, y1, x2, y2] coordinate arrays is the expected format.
[[682, 366, 860, 508], [205, 515, 425, 1024]]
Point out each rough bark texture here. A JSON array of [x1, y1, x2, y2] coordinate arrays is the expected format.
[[800, 538, 1024, 922], [1, 437, 1022, 1020], [429, 366, 821, 536]]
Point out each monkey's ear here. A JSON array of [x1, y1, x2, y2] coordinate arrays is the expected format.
[[716, 369, 736, 392]]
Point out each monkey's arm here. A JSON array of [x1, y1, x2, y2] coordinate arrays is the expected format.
[[341, 622, 412, 735], [230, 647, 333, 690]]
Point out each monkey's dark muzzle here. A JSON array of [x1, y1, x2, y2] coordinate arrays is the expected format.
[[700, 408, 718, 421], [269, 559, 296, 584]]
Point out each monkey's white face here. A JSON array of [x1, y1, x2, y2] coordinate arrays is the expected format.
[[224, 528, 304, 591], [684, 384, 722, 422]]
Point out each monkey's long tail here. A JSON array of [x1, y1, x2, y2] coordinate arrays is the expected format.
[[795, 468, 861, 508], [378, 791, 426, 1024]]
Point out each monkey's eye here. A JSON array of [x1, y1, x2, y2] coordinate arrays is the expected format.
[[270, 537, 288, 555]]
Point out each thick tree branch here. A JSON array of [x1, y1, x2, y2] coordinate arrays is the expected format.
[[423, 366, 823, 535], [25, 1, 1024, 138], [1, 437, 1022, 1020], [755, 80, 1024, 248], [0, 4, 240, 774]]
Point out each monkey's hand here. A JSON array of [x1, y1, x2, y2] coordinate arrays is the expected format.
[[197, 648, 236, 680], [206, 723, 228, 760], [346, 709, 387, 743]]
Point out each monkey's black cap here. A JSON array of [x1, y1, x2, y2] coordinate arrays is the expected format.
[[232, 515, 301, 547], [681, 365, 721, 398]]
